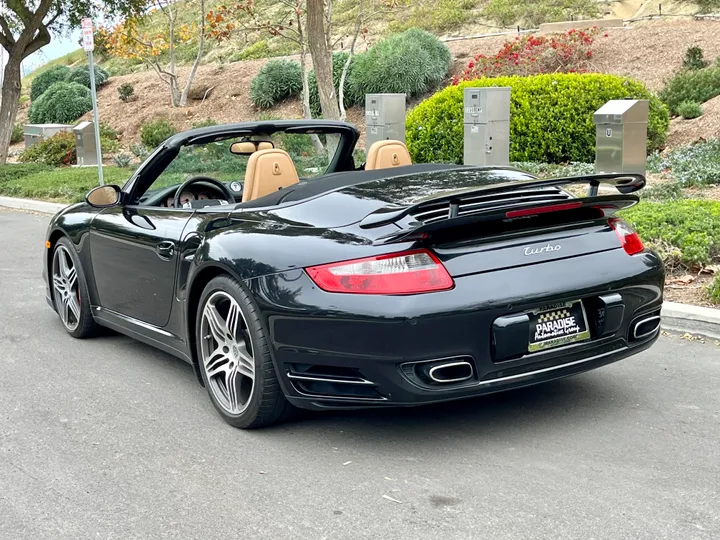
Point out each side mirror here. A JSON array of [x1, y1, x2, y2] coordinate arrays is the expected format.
[[86, 185, 122, 208]]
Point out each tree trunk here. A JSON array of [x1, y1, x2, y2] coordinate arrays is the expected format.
[[306, 0, 340, 121], [0, 56, 22, 164], [179, 0, 206, 107], [338, 0, 363, 122]]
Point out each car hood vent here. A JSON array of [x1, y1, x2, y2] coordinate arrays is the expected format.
[[409, 187, 572, 224]]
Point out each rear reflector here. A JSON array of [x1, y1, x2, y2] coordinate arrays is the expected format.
[[505, 201, 583, 218], [609, 218, 644, 255], [306, 249, 454, 295]]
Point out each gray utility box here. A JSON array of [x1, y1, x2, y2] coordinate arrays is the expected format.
[[463, 87, 511, 166], [365, 93, 406, 153], [23, 123, 73, 149], [594, 99, 648, 175], [73, 121, 99, 167]]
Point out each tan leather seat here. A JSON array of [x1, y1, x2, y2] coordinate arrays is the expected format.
[[365, 140, 412, 170], [242, 148, 300, 202]]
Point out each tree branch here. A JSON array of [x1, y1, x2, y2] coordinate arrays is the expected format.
[[24, 23, 51, 57], [0, 15, 15, 47]]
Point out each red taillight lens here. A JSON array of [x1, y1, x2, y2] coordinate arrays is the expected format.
[[505, 202, 583, 218], [609, 218, 644, 255], [305, 249, 454, 295]]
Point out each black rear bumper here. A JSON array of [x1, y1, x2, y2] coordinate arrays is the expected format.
[[248, 248, 664, 411]]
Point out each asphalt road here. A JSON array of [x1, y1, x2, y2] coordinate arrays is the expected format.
[[1, 207, 719, 540]]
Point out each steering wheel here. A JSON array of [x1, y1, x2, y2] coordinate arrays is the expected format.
[[172, 176, 236, 208]]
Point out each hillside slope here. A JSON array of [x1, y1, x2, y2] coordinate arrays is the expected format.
[[14, 19, 720, 153]]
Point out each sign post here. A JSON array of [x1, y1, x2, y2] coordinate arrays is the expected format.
[[81, 18, 104, 186]]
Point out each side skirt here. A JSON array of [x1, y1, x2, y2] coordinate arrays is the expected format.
[[91, 305, 194, 364]]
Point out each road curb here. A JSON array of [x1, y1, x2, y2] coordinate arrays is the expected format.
[[661, 302, 720, 341], [1, 196, 719, 339], [0, 196, 67, 214]]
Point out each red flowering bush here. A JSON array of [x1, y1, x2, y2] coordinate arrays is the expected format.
[[453, 27, 603, 83]]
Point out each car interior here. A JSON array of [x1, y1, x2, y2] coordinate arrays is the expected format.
[[136, 133, 425, 210]]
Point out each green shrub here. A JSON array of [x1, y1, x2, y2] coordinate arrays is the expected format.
[[65, 64, 110, 88], [482, 0, 599, 27], [309, 52, 362, 117], [191, 118, 219, 128], [658, 65, 720, 115], [683, 46, 709, 71], [10, 123, 23, 144], [406, 74, 669, 164], [30, 65, 71, 101], [708, 273, 720, 305], [118, 83, 135, 102], [622, 199, 720, 268], [389, 0, 475, 33], [113, 153, 132, 168], [639, 181, 686, 202], [18, 132, 77, 166], [140, 118, 178, 148], [99, 123, 119, 141], [676, 100, 703, 119], [28, 82, 92, 124], [249, 59, 302, 109], [646, 139, 720, 186], [349, 28, 451, 98], [233, 40, 271, 61]]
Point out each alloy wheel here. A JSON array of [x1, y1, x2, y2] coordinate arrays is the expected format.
[[52, 245, 81, 332], [200, 291, 255, 415]]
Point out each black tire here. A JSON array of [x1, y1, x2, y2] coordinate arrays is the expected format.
[[195, 275, 294, 429], [51, 237, 99, 339]]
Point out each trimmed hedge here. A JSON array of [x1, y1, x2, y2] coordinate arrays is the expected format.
[[250, 59, 302, 109], [349, 28, 451, 98], [66, 64, 110, 88], [30, 65, 71, 101], [28, 82, 92, 124], [406, 74, 669, 164]]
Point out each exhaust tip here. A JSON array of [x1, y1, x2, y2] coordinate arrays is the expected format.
[[632, 314, 661, 340], [428, 361, 474, 384]]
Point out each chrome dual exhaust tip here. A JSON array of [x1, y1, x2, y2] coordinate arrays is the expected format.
[[427, 361, 474, 384]]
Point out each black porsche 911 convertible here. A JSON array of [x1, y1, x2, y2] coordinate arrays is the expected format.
[[43, 119, 664, 428]]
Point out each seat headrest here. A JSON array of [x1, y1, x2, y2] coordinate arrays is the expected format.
[[365, 140, 412, 170], [242, 148, 300, 203]]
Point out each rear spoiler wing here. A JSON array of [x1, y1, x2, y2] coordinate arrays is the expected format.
[[359, 172, 645, 230]]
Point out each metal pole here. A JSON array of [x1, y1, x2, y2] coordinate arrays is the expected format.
[[87, 50, 104, 186]]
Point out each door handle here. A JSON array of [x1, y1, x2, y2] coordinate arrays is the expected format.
[[156, 240, 175, 259]]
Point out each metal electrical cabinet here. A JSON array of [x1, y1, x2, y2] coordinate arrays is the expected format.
[[73, 121, 99, 166], [463, 87, 511, 166], [23, 123, 73, 149], [365, 93, 406, 153], [593, 99, 649, 175]]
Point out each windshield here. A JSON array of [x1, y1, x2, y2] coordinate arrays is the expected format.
[[145, 131, 342, 196]]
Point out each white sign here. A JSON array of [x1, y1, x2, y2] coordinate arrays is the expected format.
[[606, 128, 613, 137], [81, 18, 94, 51]]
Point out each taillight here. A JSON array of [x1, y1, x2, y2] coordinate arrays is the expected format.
[[609, 218, 644, 255], [505, 202, 583, 218], [305, 249, 454, 295]]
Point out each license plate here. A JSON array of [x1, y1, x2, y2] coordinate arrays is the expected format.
[[528, 301, 591, 353]]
